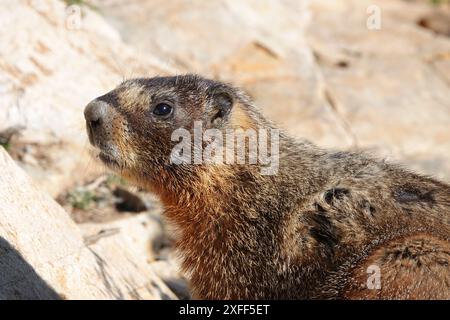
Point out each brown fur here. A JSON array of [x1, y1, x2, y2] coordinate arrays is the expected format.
[[84, 74, 450, 299]]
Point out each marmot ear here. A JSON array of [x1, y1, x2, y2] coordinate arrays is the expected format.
[[207, 87, 234, 127]]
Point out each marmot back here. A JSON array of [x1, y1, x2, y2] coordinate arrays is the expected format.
[[84, 74, 450, 299]]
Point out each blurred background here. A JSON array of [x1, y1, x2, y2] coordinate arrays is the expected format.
[[0, 0, 449, 299]]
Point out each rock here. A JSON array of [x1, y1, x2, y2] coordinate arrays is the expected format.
[[0, 0, 172, 196], [80, 212, 165, 264], [307, 0, 450, 182], [418, 14, 450, 37], [0, 126, 24, 145], [0, 148, 177, 299], [417, 5, 450, 37], [151, 260, 190, 300]]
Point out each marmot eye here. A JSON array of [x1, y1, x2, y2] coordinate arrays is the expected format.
[[153, 103, 173, 116]]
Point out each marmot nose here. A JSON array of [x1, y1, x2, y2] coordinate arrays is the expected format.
[[84, 99, 108, 129], [84, 99, 111, 146]]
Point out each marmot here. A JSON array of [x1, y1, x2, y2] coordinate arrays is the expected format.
[[84, 74, 450, 299]]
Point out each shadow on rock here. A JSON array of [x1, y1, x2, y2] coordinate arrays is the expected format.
[[0, 237, 60, 300]]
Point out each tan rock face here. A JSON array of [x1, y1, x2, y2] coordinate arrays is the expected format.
[[0, 148, 177, 299], [307, 0, 450, 181]]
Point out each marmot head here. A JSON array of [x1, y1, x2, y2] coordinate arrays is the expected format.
[[84, 74, 256, 185]]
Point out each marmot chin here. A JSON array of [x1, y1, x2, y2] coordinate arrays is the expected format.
[[84, 74, 450, 299]]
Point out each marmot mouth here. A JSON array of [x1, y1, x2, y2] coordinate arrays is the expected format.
[[99, 151, 120, 169]]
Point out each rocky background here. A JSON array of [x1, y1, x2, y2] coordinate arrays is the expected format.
[[0, 0, 449, 299]]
